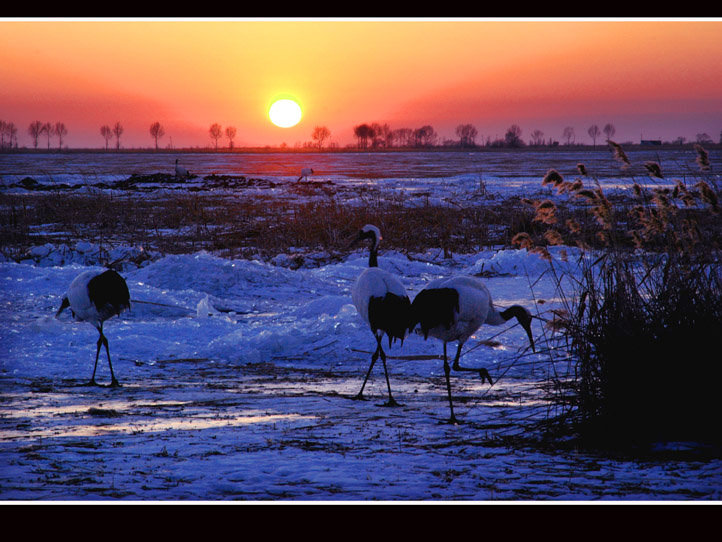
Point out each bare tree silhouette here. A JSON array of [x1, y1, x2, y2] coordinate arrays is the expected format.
[[224, 126, 237, 149], [563, 126, 576, 145], [28, 121, 43, 149], [209, 123, 222, 149], [42, 122, 53, 149], [391, 128, 413, 148], [113, 122, 124, 150], [4, 122, 17, 148], [354, 124, 372, 149], [456, 124, 478, 147], [504, 124, 523, 147], [149, 122, 165, 150], [54, 122, 68, 149], [311, 125, 331, 149], [588, 124, 600, 146], [100, 125, 113, 150], [413, 125, 437, 147], [603, 123, 616, 142], [376, 123, 393, 148], [530, 129, 545, 146], [365, 122, 391, 148]]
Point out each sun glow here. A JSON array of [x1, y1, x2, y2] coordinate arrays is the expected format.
[[268, 99, 302, 128]]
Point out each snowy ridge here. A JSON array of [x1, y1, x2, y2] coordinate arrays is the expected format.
[[2, 246, 556, 376]]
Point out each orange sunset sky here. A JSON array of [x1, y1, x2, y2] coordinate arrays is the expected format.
[[1, 18, 721, 149]]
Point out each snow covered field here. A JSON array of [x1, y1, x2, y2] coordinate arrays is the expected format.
[[2, 148, 721, 501]]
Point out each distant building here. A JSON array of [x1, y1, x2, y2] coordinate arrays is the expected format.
[[641, 139, 662, 146]]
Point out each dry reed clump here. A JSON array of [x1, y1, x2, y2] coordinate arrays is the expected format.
[[558, 255, 722, 448], [525, 143, 722, 450]]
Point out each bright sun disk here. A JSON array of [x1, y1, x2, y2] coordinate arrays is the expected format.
[[269, 99, 302, 128]]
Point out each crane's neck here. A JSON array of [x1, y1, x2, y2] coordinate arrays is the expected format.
[[486, 306, 506, 326], [488, 305, 525, 326], [366, 231, 380, 267], [368, 244, 378, 267]]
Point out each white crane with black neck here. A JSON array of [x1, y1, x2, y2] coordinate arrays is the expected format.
[[349, 225, 412, 407], [410, 275, 535, 424], [56, 269, 131, 388]]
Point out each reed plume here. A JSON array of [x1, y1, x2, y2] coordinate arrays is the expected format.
[[565, 218, 582, 234], [608, 140, 630, 168], [575, 189, 598, 202], [511, 232, 534, 250], [694, 143, 711, 171], [530, 245, 552, 261], [569, 179, 584, 192], [544, 229, 564, 246], [531, 199, 558, 225], [695, 180, 720, 213], [644, 161, 663, 178], [542, 169, 564, 188]]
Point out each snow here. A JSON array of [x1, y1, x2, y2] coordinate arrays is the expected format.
[[2, 149, 721, 501]]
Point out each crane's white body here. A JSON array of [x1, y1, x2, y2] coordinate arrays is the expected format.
[[175, 159, 190, 178], [65, 270, 106, 327], [297, 168, 314, 181], [419, 275, 504, 344], [352, 267, 409, 338]]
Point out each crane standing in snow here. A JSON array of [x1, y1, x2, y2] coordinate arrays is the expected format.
[[56, 269, 131, 388], [350, 225, 412, 407], [297, 168, 313, 182], [410, 275, 535, 424], [175, 158, 190, 178]]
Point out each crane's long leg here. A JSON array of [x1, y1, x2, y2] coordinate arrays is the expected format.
[[85, 330, 104, 386], [377, 336, 400, 407], [354, 340, 380, 400], [443, 342, 459, 424], [354, 336, 401, 407], [85, 324, 120, 388], [100, 331, 120, 388], [451, 342, 493, 384]]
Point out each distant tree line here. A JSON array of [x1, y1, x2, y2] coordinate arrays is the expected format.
[[1, 118, 719, 150], [351, 123, 440, 149], [22, 121, 68, 150]]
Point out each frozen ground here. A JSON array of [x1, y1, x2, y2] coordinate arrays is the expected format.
[[4, 245, 721, 501], [1, 148, 721, 501]]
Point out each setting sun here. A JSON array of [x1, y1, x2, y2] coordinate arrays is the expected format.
[[269, 99, 302, 128]]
